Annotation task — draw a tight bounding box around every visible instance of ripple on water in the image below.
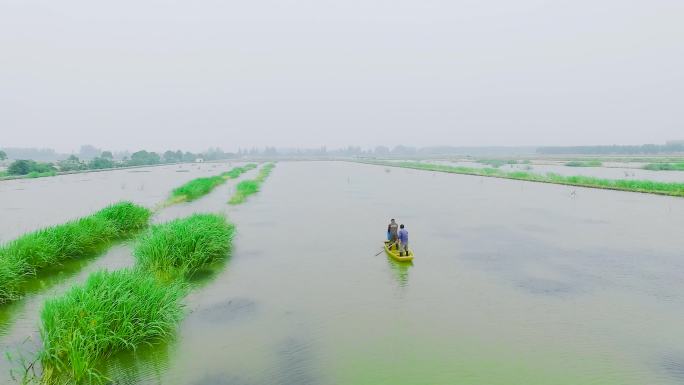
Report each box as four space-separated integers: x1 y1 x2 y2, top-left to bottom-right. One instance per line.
190 373 256 385
662 352 684 382
192 298 257 324
273 337 317 385
516 277 578 296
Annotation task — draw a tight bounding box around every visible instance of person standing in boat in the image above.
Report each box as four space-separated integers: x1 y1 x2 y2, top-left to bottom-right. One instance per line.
398 224 409 256
387 219 399 248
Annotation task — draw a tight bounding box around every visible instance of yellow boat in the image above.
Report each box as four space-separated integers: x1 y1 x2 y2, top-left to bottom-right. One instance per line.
384 240 414 262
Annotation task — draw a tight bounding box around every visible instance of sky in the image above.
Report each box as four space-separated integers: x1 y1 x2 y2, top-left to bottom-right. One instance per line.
1 0 683 153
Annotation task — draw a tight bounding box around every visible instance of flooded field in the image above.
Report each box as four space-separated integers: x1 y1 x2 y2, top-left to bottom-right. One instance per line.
0 162 242 242
425 160 684 183
2 161 684 384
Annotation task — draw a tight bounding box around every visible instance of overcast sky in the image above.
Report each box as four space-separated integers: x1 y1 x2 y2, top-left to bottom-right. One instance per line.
1 0 682 152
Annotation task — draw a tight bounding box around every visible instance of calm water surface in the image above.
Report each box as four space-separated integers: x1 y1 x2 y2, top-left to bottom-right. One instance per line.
2 161 684 384
425 159 684 183
0 162 240 242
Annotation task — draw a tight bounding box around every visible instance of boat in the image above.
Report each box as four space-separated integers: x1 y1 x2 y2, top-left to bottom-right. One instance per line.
384 240 414 262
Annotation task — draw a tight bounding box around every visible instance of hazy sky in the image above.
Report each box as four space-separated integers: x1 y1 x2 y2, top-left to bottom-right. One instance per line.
1 0 682 152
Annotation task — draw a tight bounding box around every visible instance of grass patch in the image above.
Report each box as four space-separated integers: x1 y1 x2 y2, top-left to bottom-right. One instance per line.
221 163 257 179
367 161 684 197
228 163 275 205
39 269 184 384
168 164 258 203
255 163 275 182
476 159 519 168
0 202 150 304
170 175 225 201
643 162 684 171
134 214 234 280
565 160 602 167
38 213 235 383
27 170 58 178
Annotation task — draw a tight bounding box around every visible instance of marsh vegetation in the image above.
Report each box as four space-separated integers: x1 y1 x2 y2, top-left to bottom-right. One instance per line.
368 161 684 197
167 164 257 203
228 163 275 205
0 202 150 304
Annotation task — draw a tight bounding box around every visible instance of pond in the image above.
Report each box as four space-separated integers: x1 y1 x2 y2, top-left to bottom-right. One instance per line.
2 161 684 384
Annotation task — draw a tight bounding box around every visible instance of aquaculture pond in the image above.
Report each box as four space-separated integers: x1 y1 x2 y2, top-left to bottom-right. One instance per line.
2 161 684 384
0 162 242 242
425 159 684 183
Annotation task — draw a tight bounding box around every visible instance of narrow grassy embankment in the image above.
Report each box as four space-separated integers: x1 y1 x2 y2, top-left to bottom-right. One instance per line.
364 161 684 197
228 163 275 205
167 163 257 203
565 160 602 167
0 202 150 304
476 159 524 168
643 162 684 171
39 213 234 383
39 269 184 384
134 214 234 280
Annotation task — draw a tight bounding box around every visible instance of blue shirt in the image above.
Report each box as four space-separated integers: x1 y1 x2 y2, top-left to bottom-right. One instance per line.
398 229 408 243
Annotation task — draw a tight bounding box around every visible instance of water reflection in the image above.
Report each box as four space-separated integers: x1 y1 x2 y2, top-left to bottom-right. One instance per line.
0 242 124 334
386 256 412 288
102 337 173 385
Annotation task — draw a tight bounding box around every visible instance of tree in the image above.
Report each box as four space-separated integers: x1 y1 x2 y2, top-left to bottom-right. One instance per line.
128 150 161 166
89 157 114 169
374 146 390 156
101 151 113 160
163 150 181 163
7 160 56 175
58 155 85 172
79 145 101 160
0 150 6 161
8 160 31 175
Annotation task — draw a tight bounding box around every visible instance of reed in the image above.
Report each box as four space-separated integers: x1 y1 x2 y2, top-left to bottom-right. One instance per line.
228 163 275 205
39 269 184 383
565 160 602 167
476 159 518 168
229 180 260 205
134 214 234 280
170 175 225 201
364 161 684 197
643 162 684 171
255 163 275 182
168 164 259 203
0 202 150 304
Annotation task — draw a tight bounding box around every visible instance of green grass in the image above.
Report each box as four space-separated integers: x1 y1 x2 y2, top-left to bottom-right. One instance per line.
565 160 602 167
221 163 257 179
170 175 225 201
367 161 684 197
38 213 235 383
255 163 275 182
643 162 684 171
134 214 234 280
39 269 184 384
229 180 260 204
27 170 58 178
228 163 275 205
0 202 150 304
168 164 259 203
476 159 518 168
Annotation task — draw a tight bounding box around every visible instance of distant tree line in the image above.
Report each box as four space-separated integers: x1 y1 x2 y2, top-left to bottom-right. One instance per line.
2 148 237 177
537 143 684 155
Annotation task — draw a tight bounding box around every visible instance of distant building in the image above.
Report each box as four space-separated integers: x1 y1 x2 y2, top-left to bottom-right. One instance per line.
666 140 684 145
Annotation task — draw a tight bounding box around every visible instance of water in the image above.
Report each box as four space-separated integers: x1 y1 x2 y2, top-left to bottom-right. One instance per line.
2 161 684 384
424 159 684 183
0 162 243 242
